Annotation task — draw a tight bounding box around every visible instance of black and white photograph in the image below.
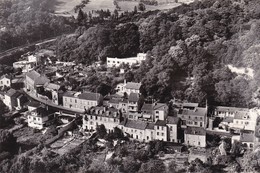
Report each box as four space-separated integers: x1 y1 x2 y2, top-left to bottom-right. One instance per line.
0 0 260 172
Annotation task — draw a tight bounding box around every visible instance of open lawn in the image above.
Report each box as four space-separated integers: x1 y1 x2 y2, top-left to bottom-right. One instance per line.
118 1 181 12
52 0 186 17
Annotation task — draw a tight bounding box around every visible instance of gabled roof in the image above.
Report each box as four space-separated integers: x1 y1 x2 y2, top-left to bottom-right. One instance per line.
78 92 102 101
30 107 54 117
0 74 12 80
125 82 141 90
26 70 40 81
122 119 147 130
128 93 139 102
35 76 50 86
5 89 21 98
183 102 199 108
155 120 167 126
179 107 207 117
146 123 155 130
185 127 206 136
167 116 180 124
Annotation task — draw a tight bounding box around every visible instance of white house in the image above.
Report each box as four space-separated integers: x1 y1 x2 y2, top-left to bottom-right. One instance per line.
0 75 12 88
184 127 206 147
167 116 181 143
116 81 142 96
107 53 146 68
27 107 54 129
154 120 168 141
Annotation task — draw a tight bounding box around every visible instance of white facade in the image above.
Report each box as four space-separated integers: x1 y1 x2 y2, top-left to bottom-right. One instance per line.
107 53 146 68
167 124 178 143
0 76 11 88
28 113 49 129
154 124 168 141
3 95 12 110
185 134 206 147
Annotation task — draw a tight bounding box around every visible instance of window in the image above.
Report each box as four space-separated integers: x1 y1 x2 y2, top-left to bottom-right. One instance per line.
90 116 92 119
161 133 164 136
157 126 159 130
75 99 77 103
172 139 175 142
170 126 173 131
65 98 67 101
250 144 253 148
161 126 164 130
157 132 159 135
198 142 200 146
195 117 197 119
34 117 36 121
200 122 203 127
147 136 149 140
90 121 93 125
245 121 249 125
108 60 110 63
113 61 115 63
155 111 159 114
200 117 203 120
194 122 198 125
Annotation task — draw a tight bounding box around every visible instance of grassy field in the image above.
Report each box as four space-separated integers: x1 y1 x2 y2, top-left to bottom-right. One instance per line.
53 0 191 17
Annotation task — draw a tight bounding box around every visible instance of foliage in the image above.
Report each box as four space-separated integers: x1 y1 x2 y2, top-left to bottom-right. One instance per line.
96 124 107 138
0 130 17 154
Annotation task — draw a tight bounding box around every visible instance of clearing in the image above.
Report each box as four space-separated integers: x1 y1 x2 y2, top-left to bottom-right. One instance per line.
227 64 254 78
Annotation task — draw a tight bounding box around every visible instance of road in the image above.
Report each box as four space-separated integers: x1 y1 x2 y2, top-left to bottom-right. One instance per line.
23 89 85 114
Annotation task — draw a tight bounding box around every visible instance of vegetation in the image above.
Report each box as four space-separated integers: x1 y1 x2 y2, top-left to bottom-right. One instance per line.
0 0 75 52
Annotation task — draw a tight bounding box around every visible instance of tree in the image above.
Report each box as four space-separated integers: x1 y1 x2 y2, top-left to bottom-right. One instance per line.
0 130 17 153
134 6 138 14
138 3 146 12
77 8 85 25
96 124 107 138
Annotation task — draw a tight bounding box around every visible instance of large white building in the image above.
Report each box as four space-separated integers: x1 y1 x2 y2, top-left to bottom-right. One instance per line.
107 53 146 68
116 81 142 96
27 107 54 129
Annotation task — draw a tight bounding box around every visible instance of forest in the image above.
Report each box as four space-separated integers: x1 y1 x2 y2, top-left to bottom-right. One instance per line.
55 0 260 108
0 0 75 52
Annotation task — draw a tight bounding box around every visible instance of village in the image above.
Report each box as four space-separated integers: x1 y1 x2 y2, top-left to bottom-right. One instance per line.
0 42 260 167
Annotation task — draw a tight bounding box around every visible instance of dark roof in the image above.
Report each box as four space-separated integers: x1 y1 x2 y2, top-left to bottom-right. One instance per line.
146 123 155 130
0 74 12 80
78 92 102 101
28 101 42 108
44 83 61 91
5 89 21 98
63 91 77 97
30 107 54 117
185 127 206 136
128 93 139 102
167 116 180 124
125 82 141 90
88 106 120 118
123 119 147 130
26 70 40 80
183 102 199 108
155 120 167 126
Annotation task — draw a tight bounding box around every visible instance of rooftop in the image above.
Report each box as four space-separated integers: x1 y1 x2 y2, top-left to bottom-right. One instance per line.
185 127 206 136
29 107 54 117
28 101 42 108
88 106 120 118
125 82 141 90
26 70 40 81
167 116 180 124
44 83 61 91
122 119 147 130
78 92 102 101
178 107 207 117
141 103 168 112
155 120 167 126
240 133 254 143
5 89 21 98
35 76 50 86
0 74 12 80
128 93 139 102
215 106 249 113
234 111 250 120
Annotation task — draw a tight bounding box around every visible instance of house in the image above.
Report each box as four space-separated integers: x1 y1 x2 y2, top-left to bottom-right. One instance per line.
63 92 103 111
184 127 206 147
177 107 207 128
116 81 142 96
27 107 54 129
141 102 168 122
172 101 199 111
232 133 254 149
167 116 182 143
106 53 146 68
119 119 148 142
214 106 249 118
0 75 12 88
3 89 27 111
44 83 62 105
154 120 168 141
231 109 258 131
83 106 121 132
128 93 140 112
25 70 50 95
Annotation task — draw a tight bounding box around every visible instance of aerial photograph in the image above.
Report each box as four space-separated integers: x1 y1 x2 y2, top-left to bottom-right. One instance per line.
0 0 260 172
